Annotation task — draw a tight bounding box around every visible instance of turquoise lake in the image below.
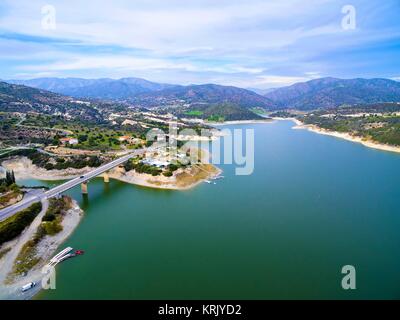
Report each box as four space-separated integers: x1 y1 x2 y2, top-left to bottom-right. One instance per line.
22 120 400 299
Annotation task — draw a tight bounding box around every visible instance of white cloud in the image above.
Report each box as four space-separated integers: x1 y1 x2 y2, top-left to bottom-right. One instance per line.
1 0 399 85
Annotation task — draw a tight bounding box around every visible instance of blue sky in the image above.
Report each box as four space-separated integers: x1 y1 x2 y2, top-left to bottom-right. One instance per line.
0 0 399 88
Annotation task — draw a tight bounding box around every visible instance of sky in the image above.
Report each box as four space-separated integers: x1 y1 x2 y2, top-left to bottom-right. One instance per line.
0 0 399 89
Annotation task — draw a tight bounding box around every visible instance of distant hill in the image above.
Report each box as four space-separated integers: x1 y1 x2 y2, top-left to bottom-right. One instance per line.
175 103 265 121
4 78 277 121
0 81 102 122
7 77 177 101
8 78 275 108
131 83 276 120
133 83 276 109
247 87 277 95
264 77 400 110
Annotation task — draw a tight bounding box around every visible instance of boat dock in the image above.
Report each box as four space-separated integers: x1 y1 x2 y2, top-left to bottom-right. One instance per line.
46 247 84 268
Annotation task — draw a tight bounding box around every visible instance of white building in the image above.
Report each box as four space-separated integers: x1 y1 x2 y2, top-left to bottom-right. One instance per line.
60 137 79 145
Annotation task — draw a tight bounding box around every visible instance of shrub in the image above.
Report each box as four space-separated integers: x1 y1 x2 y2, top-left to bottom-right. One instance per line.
42 212 56 222
0 202 42 246
163 171 173 177
42 221 63 236
168 164 178 172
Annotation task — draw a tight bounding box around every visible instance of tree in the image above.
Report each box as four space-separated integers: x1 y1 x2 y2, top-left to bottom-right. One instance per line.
5 170 15 186
123 160 134 172
163 171 173 177
11 170 15 184
78 134 88 143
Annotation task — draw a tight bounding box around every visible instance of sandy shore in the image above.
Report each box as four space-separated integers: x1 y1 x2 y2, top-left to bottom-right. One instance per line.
1 156 222 190
289 118 400 154
1 157 93 181
107 165 222 191
0 199 83 300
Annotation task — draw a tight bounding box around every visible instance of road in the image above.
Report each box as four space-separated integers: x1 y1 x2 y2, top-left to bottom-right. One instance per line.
0 189 46 222
0 149 145 221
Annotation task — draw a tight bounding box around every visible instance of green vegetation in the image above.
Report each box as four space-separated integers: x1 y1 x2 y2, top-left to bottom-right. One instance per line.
20 114 144 151
132 162 162 176
40 197 71 235
0 202 42 246
269 111 298 118
301 103 400 146
8 197 71 278
11 238 42 277
250 107 269 115
0 169 17 193
162 164 179 177
0 170 23 208
207 115 225 122
184 110 204 116
0 113 63 146
124 159 183 177
0 81 102 122
176 103 264 122
6 149 105 170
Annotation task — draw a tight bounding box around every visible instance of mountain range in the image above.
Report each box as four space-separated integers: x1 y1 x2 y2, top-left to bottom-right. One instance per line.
0 81 102 122
8 77 176 101
6 78 276 120
264 77 400 110
131 83 276 109
3 77 400 121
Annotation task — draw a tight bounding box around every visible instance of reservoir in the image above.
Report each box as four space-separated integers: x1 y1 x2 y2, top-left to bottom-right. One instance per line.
24 120 400 299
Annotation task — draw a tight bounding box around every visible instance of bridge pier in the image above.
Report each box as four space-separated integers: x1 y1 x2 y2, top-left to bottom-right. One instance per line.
81 181 88 194
103 171 110 183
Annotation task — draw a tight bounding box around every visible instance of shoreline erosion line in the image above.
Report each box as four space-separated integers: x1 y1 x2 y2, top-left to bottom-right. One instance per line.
275 117 400 154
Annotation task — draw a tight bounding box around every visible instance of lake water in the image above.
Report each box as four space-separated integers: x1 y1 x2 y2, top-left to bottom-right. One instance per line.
23 120 400 299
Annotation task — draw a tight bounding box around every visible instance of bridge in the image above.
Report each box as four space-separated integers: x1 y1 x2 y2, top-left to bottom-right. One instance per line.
0 149 145 221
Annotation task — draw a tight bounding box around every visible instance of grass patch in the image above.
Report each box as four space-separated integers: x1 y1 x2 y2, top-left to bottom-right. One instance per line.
207 115 225 122
10 239 42 278
185 110 204 116
250 107 268 115
41 197 72 235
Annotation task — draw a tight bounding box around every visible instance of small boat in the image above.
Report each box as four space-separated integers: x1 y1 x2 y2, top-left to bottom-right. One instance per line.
75 250 85 255
204 180 212 184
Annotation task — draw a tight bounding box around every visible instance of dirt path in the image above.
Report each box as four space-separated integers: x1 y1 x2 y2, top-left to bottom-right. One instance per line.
0 199 49 282
0 199 48 297
0 199 83 300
